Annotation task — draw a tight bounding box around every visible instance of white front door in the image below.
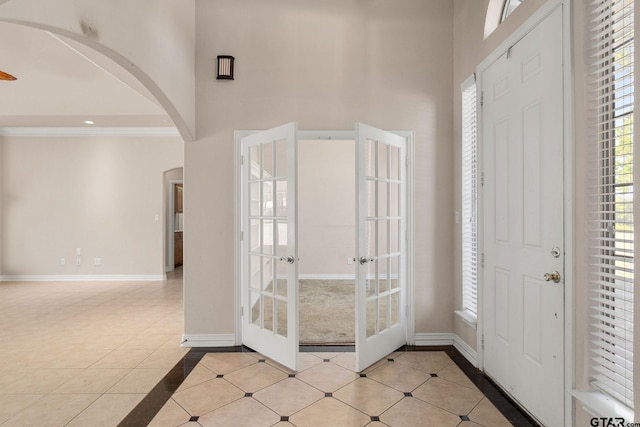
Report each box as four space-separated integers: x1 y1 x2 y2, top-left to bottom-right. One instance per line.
481 7 564 426
241 122 299 371
355 123 407 372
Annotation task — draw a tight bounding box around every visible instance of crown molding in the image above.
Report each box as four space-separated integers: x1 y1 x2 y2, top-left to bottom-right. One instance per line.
0 127 180 137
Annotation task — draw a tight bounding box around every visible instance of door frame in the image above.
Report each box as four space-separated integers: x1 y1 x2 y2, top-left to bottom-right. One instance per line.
167 179 184 272
475 1 573 425
233 129 415 349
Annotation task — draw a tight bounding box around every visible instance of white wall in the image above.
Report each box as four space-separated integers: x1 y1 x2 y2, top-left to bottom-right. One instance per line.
298 140 355 277
0 135 183 278
185 0 454 338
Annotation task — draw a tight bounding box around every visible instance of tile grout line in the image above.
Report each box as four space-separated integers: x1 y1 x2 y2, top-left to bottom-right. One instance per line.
119 345 540 427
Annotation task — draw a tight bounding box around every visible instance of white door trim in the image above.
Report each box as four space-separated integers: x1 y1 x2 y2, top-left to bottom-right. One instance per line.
234 129 415 348
475 1 573 425
167 179 184 273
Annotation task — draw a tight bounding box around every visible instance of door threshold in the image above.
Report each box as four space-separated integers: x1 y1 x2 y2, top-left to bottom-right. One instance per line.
300 345 355 352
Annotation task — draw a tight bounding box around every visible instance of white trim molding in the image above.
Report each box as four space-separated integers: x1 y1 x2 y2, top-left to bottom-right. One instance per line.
181 334 237 348
0 274 166 282
414 332 456 346
571 391 634 422
413 333 478 367
0 127 180 137
453 335 479 368
298 274 356 280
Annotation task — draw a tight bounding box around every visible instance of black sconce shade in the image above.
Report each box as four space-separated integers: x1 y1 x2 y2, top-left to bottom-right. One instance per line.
217 55 235 80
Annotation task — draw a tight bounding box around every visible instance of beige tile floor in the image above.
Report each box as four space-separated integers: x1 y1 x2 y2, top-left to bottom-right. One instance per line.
150 350 513 427
0 270 515 427
0 270 186 426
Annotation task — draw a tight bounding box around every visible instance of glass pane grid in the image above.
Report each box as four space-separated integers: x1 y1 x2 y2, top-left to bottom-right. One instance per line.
245 134 291 340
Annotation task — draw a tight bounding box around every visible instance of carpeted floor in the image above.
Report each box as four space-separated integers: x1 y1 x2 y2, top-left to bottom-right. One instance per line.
299 279 355 344
253 279 356 344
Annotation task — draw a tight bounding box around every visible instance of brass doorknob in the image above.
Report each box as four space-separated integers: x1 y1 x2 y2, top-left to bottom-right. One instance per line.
544 271 561 283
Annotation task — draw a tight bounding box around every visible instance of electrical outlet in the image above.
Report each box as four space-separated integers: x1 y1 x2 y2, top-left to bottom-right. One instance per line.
347 258 354 265
76 257 81 265
94 258 102 266
76 247 82 256
60 258 66 266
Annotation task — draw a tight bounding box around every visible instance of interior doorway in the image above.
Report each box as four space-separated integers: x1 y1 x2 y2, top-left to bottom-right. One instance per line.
298 139 356 344
236 123 412 371
165 167 184 273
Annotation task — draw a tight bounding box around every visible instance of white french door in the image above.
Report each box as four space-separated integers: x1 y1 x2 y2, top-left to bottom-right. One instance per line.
481 7 564 426
241 122 299 371
240 123 408 372
355 123 407 372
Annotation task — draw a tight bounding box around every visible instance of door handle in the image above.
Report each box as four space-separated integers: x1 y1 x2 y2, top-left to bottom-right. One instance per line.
279 256 295 264
543 271 561 283
359 257 374 265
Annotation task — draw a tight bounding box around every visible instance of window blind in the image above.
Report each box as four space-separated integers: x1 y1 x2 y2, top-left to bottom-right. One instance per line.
461 75 478 316
588 0 634 408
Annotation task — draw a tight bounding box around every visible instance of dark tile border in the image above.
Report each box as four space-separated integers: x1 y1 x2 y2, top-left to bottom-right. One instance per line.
117 346 250 427
119 344 541 427
403 345 543 427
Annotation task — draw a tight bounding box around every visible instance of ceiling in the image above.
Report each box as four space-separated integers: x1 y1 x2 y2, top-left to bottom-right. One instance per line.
0 22 174 128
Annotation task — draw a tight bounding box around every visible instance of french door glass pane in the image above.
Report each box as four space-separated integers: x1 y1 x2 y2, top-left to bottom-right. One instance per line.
379 294 388 331
250 145 261 177
276 278 287 298
379 257 389 293
389 146 400 181
275 180 288 217
249 219 260 252
390 291 400 325
378 220 389 256
390 256 400 290
251 291 261 325
262 220 273 255
249 255 261 290
275 139 287 177
366 180 376 217
263 141 274 177
262 182 273 216
263 295 274 332
378 143 388 179
390 219 400 254
378 182 388 217
366 258 377 298
366 139 376 177
390 183 399 218
276 299 288 337
366 298 377 338
250 183 261 217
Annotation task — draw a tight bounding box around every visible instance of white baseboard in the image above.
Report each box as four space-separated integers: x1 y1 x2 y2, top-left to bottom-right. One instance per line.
453 335 478 367
414 332 455 346
413 333 478 367
0 274 166 282
298 274 356 280
181 334 237 348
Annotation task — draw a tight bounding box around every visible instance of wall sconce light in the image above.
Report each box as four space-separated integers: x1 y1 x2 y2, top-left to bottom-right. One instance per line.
217 55 235 80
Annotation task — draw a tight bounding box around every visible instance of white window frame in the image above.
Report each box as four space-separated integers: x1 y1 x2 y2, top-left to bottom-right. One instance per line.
501 0 524 22
581 0 635 414
456 74 478 329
